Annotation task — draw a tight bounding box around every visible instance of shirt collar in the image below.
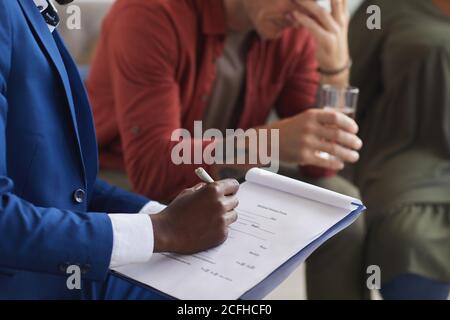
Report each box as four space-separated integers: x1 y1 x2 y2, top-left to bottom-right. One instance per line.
33 0 60 33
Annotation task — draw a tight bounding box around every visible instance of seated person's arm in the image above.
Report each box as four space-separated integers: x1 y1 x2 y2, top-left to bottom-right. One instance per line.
266 1 362 175
90 7 215 201
97 2 361 201
213 2 361 180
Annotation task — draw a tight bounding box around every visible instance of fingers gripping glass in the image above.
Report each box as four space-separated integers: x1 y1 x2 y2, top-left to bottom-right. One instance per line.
316 85 359 161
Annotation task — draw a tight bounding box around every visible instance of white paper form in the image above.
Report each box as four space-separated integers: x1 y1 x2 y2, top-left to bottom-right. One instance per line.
114 168 362 300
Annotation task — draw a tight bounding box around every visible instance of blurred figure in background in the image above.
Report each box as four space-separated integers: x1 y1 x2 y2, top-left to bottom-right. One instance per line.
349 0 450 299
88 0 366 299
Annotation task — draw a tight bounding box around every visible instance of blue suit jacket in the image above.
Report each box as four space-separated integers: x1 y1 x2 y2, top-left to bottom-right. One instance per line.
0 0 150 299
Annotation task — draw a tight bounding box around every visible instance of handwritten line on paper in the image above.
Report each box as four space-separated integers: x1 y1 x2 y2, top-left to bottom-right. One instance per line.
229 226 268 241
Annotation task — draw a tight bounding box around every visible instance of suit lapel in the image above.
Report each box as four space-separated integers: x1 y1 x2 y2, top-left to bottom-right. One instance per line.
54 32 96 188
17 0 87 183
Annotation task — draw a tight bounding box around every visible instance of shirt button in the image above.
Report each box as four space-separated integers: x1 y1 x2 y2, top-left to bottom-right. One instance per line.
73 189 85 204
131 126 141 136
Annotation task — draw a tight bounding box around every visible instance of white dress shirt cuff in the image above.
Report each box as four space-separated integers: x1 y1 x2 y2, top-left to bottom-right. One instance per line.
108 213 154 269
139 201 167 215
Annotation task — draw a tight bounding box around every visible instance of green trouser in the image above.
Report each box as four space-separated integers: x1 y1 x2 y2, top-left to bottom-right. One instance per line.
305 180 366 299
284 168 367 300
366 203 450 286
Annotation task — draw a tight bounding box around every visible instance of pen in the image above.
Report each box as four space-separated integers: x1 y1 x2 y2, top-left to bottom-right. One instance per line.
195 167 215 184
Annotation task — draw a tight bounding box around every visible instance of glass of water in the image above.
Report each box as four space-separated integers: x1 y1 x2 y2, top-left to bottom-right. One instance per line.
317 85 360 160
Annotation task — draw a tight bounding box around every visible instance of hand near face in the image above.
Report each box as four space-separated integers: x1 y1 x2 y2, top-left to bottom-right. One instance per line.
288 0 350 72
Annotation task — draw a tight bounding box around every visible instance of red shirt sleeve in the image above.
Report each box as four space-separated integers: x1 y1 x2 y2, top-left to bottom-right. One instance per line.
104 5 213 201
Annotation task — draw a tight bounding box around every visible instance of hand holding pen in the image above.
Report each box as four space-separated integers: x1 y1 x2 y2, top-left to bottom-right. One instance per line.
149 168 239 255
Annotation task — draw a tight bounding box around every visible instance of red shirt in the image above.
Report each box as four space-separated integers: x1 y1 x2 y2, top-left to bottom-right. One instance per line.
88 0 322 201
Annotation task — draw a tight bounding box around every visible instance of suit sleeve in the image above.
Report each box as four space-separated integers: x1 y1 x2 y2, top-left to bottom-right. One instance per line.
0 4 112 281
89 179 150 214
